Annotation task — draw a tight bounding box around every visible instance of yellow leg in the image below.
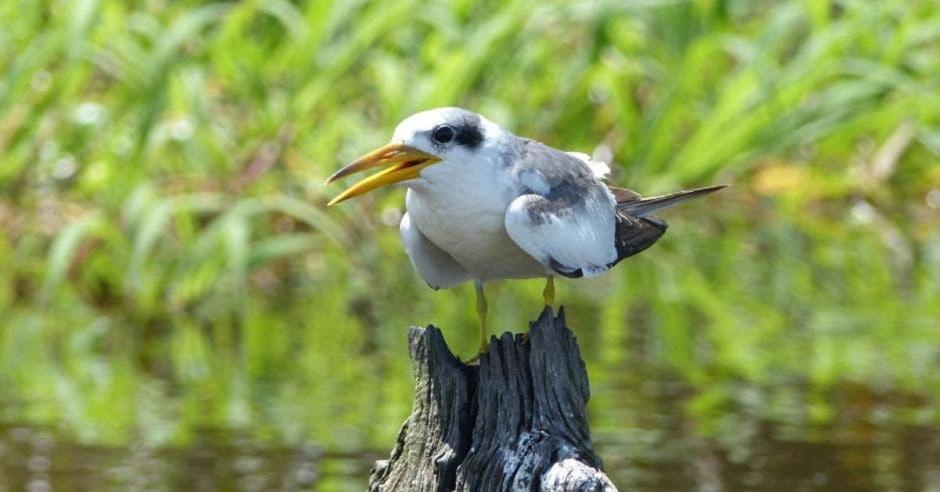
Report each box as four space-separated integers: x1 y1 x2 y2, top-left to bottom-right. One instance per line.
543 275 555 307
475 281 488 354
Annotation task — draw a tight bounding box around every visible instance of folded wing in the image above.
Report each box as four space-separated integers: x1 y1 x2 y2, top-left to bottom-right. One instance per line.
502 139 724 278
503 140 620 278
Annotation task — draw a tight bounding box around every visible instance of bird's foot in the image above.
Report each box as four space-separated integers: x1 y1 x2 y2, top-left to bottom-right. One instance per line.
464 344 487 365
542 276 555 307
471 281 488 364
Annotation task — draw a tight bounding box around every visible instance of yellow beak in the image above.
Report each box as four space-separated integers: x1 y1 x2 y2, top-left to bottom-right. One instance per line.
325 143 441 206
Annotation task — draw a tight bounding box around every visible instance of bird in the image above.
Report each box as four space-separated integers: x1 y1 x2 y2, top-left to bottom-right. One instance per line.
326 107 726 358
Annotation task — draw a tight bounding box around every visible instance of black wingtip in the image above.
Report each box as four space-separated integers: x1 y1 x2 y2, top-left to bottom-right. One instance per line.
690 183 730 194
616 183 729 216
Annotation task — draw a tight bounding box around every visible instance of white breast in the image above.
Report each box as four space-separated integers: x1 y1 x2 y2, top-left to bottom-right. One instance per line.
404 160 547 281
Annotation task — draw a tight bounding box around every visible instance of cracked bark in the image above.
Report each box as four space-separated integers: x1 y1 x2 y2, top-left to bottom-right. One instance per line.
369 307 616 491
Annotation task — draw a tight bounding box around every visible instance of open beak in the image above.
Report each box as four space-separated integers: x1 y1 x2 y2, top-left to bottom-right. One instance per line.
325 143 441 206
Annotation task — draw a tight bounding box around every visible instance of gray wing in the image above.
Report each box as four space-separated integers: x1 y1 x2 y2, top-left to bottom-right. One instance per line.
400 212 471 289
503 140 619 278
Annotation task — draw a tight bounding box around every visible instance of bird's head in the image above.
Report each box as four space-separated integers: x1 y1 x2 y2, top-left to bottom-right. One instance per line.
325 107 498 205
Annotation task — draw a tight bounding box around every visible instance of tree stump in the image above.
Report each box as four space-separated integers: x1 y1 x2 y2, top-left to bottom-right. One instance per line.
369 307 616 491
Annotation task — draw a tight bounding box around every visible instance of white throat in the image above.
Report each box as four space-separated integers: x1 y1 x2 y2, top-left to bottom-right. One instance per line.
403 138 545 280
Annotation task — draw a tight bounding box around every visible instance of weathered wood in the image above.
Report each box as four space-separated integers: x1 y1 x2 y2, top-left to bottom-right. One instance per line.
370 307 616 491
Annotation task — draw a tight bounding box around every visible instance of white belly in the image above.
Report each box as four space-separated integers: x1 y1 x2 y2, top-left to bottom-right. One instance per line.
405 188 547 281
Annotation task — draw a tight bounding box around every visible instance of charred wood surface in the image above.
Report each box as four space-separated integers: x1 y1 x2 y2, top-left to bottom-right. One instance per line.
369 307 616 491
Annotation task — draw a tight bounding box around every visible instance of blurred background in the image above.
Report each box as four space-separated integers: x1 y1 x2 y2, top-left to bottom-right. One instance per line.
1 0 939 490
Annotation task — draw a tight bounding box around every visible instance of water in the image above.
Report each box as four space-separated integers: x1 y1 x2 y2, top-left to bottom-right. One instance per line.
3 364 939 491
0 424 371 491
590 372 940 491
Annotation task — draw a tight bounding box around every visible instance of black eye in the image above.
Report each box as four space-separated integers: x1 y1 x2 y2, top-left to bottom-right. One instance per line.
432 125 455 144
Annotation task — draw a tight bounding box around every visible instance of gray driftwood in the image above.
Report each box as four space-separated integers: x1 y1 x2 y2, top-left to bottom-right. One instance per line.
369 307 616 491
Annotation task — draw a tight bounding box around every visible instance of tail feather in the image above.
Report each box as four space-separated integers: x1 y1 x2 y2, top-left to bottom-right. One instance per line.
615 184 728 217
